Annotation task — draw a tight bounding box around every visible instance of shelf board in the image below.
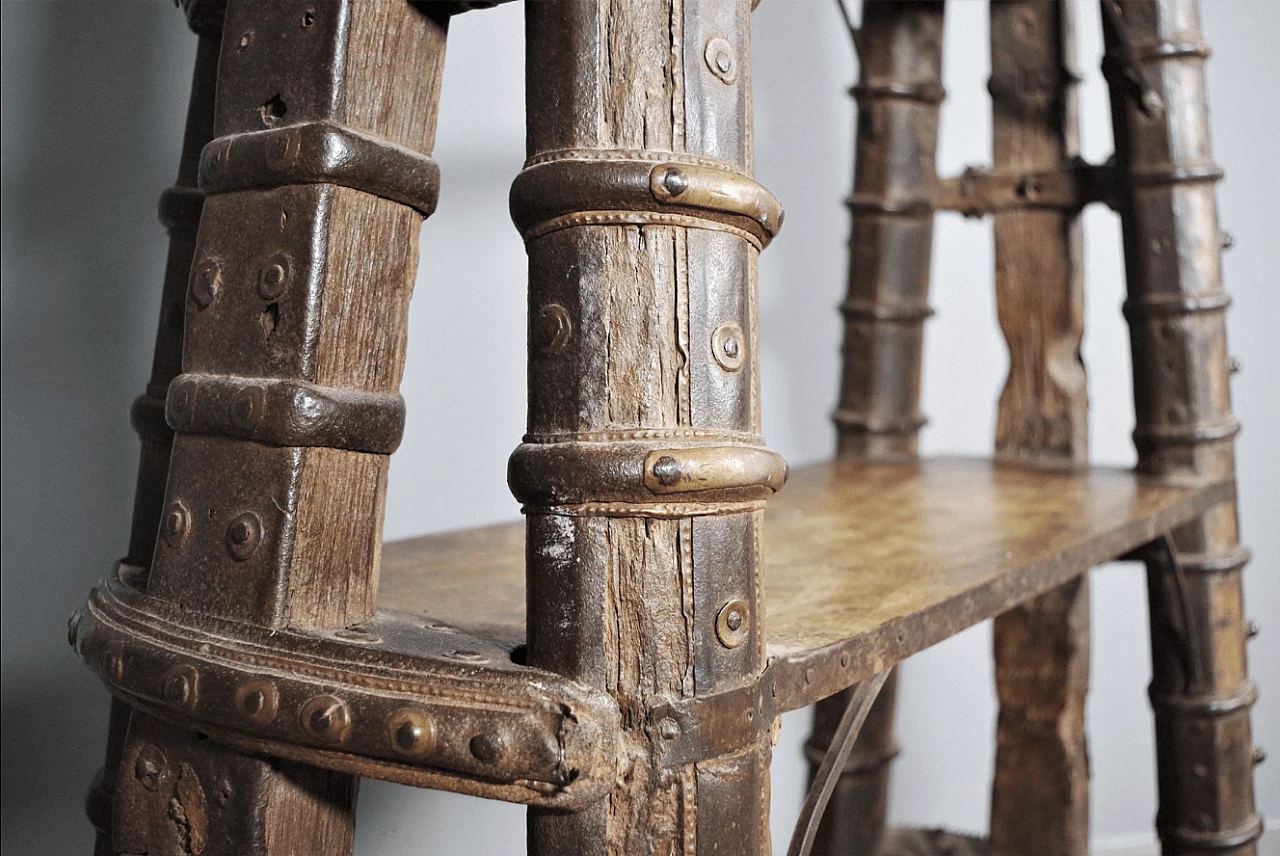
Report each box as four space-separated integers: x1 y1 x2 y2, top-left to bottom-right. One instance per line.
378 455 1226 710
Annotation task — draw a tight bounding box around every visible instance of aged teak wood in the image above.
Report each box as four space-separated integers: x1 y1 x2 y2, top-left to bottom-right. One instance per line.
72 0 1260 853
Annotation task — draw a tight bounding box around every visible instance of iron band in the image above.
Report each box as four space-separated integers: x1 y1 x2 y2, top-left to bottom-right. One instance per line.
510 156 783 248
130 393 174 445
1176 545 1253 576
166 373 406 454
849 81 946 105
845 194 933 216
71 573 617 809
1130 162 1225 188
1137 38 1212 63
840 299 935 323
832 410 929 436
1122 290 1232 318
508 441 788 508
1133 414 1242 445
157 185 204 233
199 121 441 216
1159 815 1263 851
1149 680 1259 717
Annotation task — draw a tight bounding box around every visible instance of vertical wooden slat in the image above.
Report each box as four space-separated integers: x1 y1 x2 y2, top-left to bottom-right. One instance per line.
518 1 779 853
106 3 450 852
987 3 1092 855
1102 1 1261 852
814 2 945 852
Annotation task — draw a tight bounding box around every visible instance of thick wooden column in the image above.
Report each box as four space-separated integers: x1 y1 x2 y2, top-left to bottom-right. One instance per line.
107 3 450 853
514 1 783 853
85 25 221 856
1102 1 1261 852
987 3 1091 855
813 3 945 853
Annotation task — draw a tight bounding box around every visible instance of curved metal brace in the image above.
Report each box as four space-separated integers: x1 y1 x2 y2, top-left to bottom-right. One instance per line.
70 567 619 810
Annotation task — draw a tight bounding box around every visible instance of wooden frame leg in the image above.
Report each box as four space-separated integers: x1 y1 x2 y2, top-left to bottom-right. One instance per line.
85 27 221 854
1102 1 1261 851
988 3 1091 854
817 2 945 851
515 0 781 852
103 2 450 852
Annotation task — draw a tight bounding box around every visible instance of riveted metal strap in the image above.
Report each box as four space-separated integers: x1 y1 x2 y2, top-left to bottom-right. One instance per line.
648 678 775 768
1149 680 1259 717
934 160 1120 217
508 441 787 508
167 373 406 454
199 121 441 216
70 570 618 809
509 154 783 248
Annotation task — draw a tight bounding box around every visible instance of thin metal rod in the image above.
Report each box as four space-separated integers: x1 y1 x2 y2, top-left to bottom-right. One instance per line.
787 669 892 856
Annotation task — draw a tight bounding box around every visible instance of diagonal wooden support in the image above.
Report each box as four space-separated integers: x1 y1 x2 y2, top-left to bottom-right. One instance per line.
988 2 1091 854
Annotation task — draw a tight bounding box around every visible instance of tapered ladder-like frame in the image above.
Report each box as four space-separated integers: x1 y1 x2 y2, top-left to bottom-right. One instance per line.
74 1 1259 854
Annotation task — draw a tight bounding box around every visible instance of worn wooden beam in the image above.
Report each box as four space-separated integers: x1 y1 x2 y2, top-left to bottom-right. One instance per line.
104 2 450 852
516 1 782 852
988 3 1091 855
1102 0 1261 851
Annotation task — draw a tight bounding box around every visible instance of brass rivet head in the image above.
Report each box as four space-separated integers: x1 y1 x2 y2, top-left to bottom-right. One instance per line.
133 746 167 792
534 304 573 355
257 252 293 299
103 641 125 682
163 665 199 710
704 36 737 84
235 679 279 725
469 734 503 764
301 696 351 743
716 599 750 649
388 709 436 757
661 167 689 197
711 322 746 372
231 386 266 430
190 260 222 309
162 500 192 548
226 512 263 561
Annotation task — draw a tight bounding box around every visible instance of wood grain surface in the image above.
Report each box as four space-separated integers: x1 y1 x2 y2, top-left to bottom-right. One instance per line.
379 456 1219 709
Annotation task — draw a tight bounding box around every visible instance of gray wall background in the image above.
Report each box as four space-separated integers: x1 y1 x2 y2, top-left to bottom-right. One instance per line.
2 1 1275 853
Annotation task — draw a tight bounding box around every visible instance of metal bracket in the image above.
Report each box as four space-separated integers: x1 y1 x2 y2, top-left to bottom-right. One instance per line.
935 159 1120 217
70 566 619 810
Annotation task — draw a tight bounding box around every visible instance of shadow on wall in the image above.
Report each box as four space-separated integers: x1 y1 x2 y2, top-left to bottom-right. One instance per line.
1 4 194 853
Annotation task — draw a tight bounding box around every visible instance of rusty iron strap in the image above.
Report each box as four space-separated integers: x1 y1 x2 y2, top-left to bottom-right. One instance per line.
787 669 891 856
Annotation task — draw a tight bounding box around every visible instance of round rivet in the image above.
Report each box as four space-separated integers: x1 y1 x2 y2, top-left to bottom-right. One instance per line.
388 709 436 757
711 322 746 372
661 167 689 197
162 501 192 549
257 252 293 299
103 642 125 682
658 717 681 741
190 260 222 308
169 380 197 420
1229 357 1244 376
469 734 504 764
535 304 573 355
1254 746 1268 765
445 649 489 663
231 386 266 430
1192 763 1208 779
1247 619 1260 639
226 512 263 561
1221 231 1235 251
716 599 750 649
163 665 199 710
704 36 737 84
301 696 351 743
235 679 279 725
651 455 683 487
134 746 167 792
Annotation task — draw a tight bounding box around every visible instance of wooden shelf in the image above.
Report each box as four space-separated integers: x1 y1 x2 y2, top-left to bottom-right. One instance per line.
378 456 1226 711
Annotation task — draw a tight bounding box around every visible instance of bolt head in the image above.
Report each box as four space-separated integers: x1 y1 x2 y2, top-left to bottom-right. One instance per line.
225 512 263 561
